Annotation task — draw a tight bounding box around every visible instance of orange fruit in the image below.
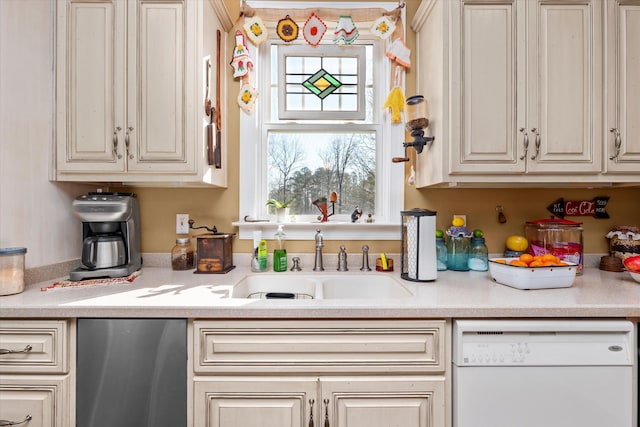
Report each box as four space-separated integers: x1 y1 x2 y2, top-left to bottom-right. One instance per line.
519 254 534 265
494 259 507 264
541 253 560 264
509 260 528 267
529 260 545 267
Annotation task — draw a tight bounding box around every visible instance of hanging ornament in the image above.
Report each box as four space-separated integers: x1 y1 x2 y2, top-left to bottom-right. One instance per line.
238 81 259 114
386 38 411 68
230 31 254 78
334 16 359 45
277 14 299 43
371 15 396 40
243 16 268 45
303 12 327 47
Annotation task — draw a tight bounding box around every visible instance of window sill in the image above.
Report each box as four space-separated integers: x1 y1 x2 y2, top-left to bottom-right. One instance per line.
232 220 400 241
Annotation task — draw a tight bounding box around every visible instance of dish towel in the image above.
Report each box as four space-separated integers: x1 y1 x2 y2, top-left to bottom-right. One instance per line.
41 270 141 292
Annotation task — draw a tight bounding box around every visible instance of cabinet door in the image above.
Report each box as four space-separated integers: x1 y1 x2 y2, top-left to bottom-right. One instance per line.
0 375 70 427
56 0 126 172
526 0 603 173
126 0 196 173
451 0 526 174
194 377 317 427
321 377 445 427
606 0 640 172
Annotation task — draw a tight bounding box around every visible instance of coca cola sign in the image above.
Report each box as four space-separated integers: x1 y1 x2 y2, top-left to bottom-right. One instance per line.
547 197 609 219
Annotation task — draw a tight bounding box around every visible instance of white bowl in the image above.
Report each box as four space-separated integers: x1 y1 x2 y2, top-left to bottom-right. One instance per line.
629 271 640 283
488 258 578 290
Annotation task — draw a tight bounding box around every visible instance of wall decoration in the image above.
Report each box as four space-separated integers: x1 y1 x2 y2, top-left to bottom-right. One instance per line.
546 197 610 219
371 15 395 39
383 85 405 123
237 82 259 114
303 12 327 47
386 37 411 68
230 31 253 78
243 16 268 45
334 16 359 45
277 14 299 42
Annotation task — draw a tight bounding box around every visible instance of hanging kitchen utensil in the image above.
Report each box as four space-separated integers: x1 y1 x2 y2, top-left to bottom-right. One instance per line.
204 59 212 117
207 107 215 166
214 29 222 169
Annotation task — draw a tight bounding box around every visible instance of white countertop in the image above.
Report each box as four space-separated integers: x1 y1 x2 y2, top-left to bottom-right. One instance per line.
2 261 639 319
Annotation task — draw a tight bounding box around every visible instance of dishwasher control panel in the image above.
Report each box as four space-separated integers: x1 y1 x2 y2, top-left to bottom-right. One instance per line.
453 320 634 366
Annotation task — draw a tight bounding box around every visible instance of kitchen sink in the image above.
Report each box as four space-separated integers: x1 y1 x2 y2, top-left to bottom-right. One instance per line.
230 273 413 299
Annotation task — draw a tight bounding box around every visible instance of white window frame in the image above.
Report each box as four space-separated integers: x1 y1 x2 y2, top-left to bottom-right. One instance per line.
236 1 405 240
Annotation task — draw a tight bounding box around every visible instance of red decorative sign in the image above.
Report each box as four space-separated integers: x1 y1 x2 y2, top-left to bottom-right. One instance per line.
546 197 609 219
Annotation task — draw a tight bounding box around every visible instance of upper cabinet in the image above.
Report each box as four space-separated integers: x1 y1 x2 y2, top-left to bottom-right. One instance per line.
55 0 230 187
412 0 639 187
605 0 640 173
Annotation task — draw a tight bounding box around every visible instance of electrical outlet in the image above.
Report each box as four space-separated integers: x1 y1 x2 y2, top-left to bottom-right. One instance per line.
176 214 189 234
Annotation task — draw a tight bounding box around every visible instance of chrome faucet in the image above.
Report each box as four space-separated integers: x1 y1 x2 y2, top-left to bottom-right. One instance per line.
360 245 372 271
313 229 324 271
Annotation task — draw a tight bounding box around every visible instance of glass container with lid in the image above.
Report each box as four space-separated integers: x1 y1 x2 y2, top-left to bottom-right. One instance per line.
525 218 583 274
0 247 27 295
171 238 195 271
405 95 429 131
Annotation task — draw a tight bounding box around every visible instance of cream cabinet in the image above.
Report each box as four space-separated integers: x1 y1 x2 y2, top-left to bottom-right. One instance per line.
0 320 73 427
412 0 639 187
192 320 449 427
55 0 230 187
605 0 640 173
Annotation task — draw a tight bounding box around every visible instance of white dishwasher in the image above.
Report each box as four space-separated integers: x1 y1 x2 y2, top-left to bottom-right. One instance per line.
453 320 636 427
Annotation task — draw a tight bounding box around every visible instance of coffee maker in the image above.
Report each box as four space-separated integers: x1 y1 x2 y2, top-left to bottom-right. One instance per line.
70 192 142 281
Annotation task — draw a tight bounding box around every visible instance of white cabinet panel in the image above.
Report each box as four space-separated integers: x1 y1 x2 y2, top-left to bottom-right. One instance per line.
0 376 70 427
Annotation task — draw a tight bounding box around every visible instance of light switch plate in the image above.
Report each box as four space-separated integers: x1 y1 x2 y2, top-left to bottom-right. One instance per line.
176 214 189 234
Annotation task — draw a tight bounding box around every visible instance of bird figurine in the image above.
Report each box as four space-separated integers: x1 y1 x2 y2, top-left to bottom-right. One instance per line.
351 206 363 223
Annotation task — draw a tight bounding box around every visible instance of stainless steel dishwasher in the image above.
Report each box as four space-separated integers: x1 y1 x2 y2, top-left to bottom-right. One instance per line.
77 318 187 427
453 319 635 427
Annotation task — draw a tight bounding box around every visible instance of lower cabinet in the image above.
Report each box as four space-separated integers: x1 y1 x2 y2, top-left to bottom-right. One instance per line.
194 376 444 427
0 376 70 427
0 320 73 427
192 319 449 427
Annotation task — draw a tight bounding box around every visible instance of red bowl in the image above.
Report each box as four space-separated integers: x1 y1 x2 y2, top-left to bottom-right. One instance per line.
623 255 640 273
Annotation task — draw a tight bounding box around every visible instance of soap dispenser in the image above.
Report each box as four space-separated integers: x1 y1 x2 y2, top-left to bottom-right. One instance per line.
273 225 288 272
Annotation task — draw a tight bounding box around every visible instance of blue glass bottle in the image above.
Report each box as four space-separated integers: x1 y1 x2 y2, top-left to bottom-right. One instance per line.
468 237 489 271
436 237 447 271
447 235 470 271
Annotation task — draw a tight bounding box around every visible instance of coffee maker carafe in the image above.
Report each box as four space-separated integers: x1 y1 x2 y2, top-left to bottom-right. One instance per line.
70 192 142 281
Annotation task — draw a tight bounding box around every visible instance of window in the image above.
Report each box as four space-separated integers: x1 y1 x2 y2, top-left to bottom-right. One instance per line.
238 2 405 240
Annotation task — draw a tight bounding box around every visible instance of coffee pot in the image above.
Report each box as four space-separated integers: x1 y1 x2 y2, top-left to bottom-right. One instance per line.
70 192 142 281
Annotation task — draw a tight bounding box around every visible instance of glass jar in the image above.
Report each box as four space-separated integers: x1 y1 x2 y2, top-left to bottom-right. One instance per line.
468 237 489 271
447 235 470 271
404 95 430 131
436 237 447 271
0 247 26 296
171 238 195 270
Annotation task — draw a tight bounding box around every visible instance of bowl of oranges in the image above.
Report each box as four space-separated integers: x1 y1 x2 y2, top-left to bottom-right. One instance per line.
488 253 578 290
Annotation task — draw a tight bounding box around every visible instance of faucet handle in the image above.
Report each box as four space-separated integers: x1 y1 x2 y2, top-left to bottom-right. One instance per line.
290 257 302 272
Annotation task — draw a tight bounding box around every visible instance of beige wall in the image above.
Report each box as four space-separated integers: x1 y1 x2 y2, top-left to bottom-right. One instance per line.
122 0 640 256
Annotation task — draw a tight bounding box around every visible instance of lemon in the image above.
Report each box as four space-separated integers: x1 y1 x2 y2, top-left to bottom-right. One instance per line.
506 235 528 252
452 217 465 227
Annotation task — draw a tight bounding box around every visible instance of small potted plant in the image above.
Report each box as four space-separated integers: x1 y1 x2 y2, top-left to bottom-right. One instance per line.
266 198 294 223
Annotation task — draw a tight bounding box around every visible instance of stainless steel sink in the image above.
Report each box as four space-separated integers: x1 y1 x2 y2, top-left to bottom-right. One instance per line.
230 273 413 299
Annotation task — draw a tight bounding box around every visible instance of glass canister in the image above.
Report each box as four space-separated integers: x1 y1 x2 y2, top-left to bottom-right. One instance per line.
0 247 27 296
405 95 430 131
436 237 447 271
525 218 583 274
171 238 195 271
468 237 489 271
447 235 470 271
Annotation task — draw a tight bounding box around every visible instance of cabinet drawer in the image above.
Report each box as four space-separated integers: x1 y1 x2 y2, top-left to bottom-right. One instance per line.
0 375 69 427
194 320 445 374
0 320 69 374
